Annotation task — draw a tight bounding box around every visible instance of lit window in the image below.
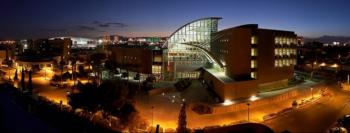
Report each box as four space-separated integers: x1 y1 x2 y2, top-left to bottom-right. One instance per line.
251 36 258 44
278 49 283 56
275 37 278 44
274 49 278 56
274 60 279 67
251 60 257 68
251 72 257 79
282 37 287 44
286 38 291 45
251 48 257 56
278 60 283 67
286 49 291 56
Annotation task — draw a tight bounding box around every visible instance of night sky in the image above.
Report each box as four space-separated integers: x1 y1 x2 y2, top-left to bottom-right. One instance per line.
1 0 350 39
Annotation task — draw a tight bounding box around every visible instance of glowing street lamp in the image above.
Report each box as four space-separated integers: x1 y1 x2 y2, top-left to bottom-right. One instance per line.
151 106 154 132
246 103 250 122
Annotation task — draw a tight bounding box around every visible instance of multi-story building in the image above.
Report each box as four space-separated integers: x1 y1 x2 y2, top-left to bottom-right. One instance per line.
107 45 163 80
106 17 297 100
163 17 221 80
207 24 297 100
162 18 297 100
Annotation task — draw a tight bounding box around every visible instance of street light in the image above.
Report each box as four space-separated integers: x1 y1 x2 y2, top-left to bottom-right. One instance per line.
246 103 250 122
151 106 154 132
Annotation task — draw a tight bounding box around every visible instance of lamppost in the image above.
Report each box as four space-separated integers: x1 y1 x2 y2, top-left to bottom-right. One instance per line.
246 103 250 122
151 106 154 131
44 67 47 80
8 68 11 80
311 87 314 99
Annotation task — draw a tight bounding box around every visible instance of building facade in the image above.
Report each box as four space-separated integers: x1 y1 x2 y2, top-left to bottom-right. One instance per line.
207 24 297 100
107 45 163 80
163 17 222 80
161 18 297 100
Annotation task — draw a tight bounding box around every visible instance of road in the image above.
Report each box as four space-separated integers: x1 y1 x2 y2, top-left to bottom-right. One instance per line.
266 84 350 132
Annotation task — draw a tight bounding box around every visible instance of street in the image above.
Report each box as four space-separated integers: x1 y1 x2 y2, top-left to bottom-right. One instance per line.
266 84 350 132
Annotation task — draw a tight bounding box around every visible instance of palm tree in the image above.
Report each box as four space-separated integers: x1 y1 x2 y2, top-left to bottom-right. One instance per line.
6 60 13 80
28 70 33 94
69 56 77 89
59 58 66 87
14 69 18 81
20 68 25 92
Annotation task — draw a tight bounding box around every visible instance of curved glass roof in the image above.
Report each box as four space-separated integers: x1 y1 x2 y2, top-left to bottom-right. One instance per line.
165 17 223 70
166 17 221 50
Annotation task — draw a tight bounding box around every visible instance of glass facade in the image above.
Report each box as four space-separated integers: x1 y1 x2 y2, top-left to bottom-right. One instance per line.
164 17 221 79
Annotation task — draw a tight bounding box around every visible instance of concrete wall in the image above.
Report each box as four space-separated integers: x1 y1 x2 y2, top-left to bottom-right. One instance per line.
202 70 257 100
206 85 321 114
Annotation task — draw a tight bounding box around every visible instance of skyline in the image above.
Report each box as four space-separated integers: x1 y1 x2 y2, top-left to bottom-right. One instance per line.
1 0 350 39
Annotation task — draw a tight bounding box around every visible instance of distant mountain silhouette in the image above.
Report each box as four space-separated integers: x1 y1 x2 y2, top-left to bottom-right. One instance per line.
304 35 350 44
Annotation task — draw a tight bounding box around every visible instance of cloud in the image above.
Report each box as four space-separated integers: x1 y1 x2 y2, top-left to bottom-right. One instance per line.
107 22 128 28
92 21 100 24
77 25 95 31
39 28 67 32
99 24 110 27
92 21 128 28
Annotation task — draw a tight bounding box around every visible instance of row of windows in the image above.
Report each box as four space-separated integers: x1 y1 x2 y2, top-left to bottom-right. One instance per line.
176 71 200 79
275 37 297 45
274 59 297 67
219 39 229 42
174 61 206 65
123 56 137 60
274 48 297 56
218 49 228 54
152 65 162 74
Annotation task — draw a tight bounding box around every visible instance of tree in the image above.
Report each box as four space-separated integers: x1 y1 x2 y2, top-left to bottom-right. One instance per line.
28 70 33 94
69 56 77 88
14 69 18 81
89 53 106 84
20 68 25 92
6 59 13 80
176 102 187 133
59 58 66 87
104 59 115 79
67 79 142 130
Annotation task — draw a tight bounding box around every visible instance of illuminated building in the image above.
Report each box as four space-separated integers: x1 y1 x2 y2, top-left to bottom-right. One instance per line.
162 18 297 100
107 45 163 80
107 17 297 100
206 24 297 100
163 17 222 80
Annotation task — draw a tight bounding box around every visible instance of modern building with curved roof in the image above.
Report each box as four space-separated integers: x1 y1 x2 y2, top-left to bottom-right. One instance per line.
163 17 222 80
161 17 298 101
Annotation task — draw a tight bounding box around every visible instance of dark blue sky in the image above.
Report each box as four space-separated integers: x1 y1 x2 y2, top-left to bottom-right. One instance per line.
1 0 350 39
